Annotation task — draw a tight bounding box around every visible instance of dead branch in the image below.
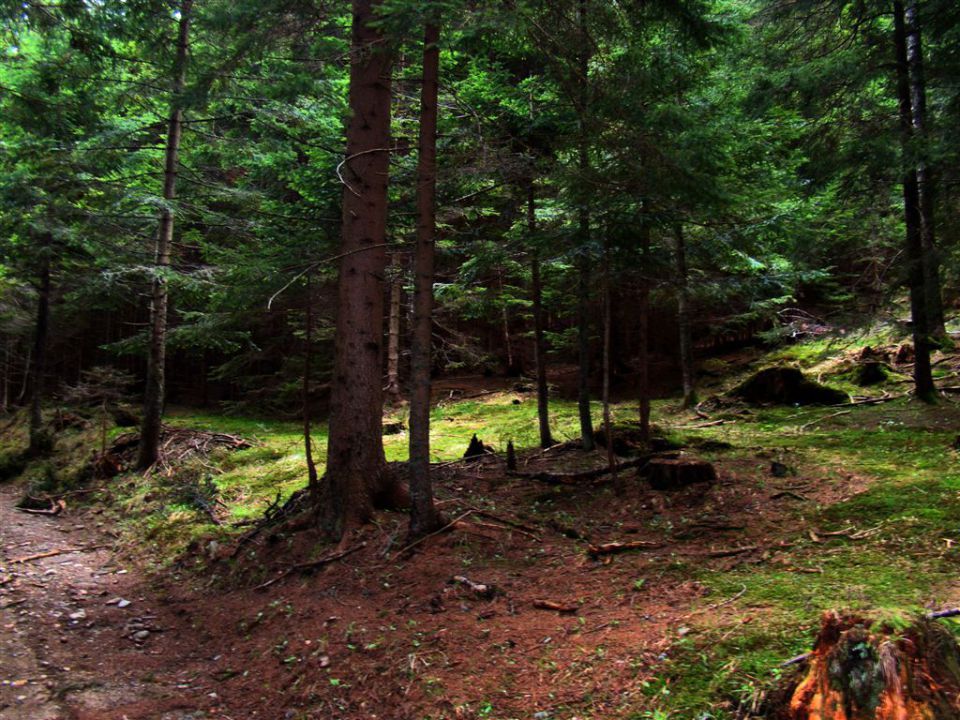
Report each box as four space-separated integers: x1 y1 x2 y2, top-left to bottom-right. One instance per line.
707 545 758 558
16 499 66 516
452 575 500 599
588 540 665 557
12 549 66 563
533 599 578 613
509 455 662 486
771 490 809 501
799 410 852 431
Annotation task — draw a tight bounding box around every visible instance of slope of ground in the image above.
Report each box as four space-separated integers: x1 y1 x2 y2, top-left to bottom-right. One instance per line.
2 339 960 719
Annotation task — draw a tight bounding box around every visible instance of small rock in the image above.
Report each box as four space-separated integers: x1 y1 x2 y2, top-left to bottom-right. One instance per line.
69 610 87 621
133 630 150 642
117 599 132 609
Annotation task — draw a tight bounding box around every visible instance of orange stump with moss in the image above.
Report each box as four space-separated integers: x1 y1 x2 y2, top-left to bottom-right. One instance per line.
771 612 960 720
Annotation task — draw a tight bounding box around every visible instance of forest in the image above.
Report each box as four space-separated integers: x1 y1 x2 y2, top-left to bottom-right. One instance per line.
2 0 960 718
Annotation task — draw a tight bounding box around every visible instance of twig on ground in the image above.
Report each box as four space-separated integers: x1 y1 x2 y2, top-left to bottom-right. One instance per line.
799 410 852 431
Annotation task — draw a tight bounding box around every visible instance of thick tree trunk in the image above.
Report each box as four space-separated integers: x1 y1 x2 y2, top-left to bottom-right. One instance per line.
529 183 554 449
674 224 697 409
321 0 396 539
385 252 402 404
576 0 594 451
638 224 651 441
905 0 945 337
408 22 443 540
27 254 50 456
894 0 935 402
137 0 192 470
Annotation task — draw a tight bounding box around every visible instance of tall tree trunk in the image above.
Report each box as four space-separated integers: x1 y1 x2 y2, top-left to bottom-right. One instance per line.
27 254 51 456
137 0 192 470
497 265 515 372
408 22 443 540
894 0 936 402
385 252 403 404
322 0 396 539
905 0 945 337
638 224 651 442
529 183 554 449
303 273 320 517
602 242 618 489
674 224 698 409
576 0 594 450
1 339 10 415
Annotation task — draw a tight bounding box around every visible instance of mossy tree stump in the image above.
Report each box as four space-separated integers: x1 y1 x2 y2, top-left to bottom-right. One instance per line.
770 611 960 720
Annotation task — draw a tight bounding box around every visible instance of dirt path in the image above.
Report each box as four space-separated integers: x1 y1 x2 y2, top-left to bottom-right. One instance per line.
0 482 226 720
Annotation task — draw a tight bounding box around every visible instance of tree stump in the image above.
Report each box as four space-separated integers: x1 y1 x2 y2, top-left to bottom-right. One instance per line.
646 458 716 491
770 611 960 720
856 361 889 387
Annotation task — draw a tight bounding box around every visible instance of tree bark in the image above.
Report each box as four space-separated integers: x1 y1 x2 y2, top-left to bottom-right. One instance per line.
303 273 320 517
638 224 652 441
137 0 192 470
321 0 396 538
894 0 935 402
27 253 50 456
408 22 443 540
601 242 618 489
385 252 402 404
497 264 515 372
576 0 594 450
529 182 554 449
905 0 945 337
674 224 697 409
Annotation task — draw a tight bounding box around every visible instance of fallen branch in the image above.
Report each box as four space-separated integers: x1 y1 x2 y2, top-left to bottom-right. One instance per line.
676 419 727 429
254 542 366 591
533 599 578 613
588 540 665 558
509 454 667 486
771 490 809 501
452 575 500 600
15 500 66 516
799 410 851 432
12 549 65 564
468 509 541 540
0 598 26 610
707 545 758 558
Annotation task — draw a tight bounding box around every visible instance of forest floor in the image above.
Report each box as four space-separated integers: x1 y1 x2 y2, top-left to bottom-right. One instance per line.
3 329 960 719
